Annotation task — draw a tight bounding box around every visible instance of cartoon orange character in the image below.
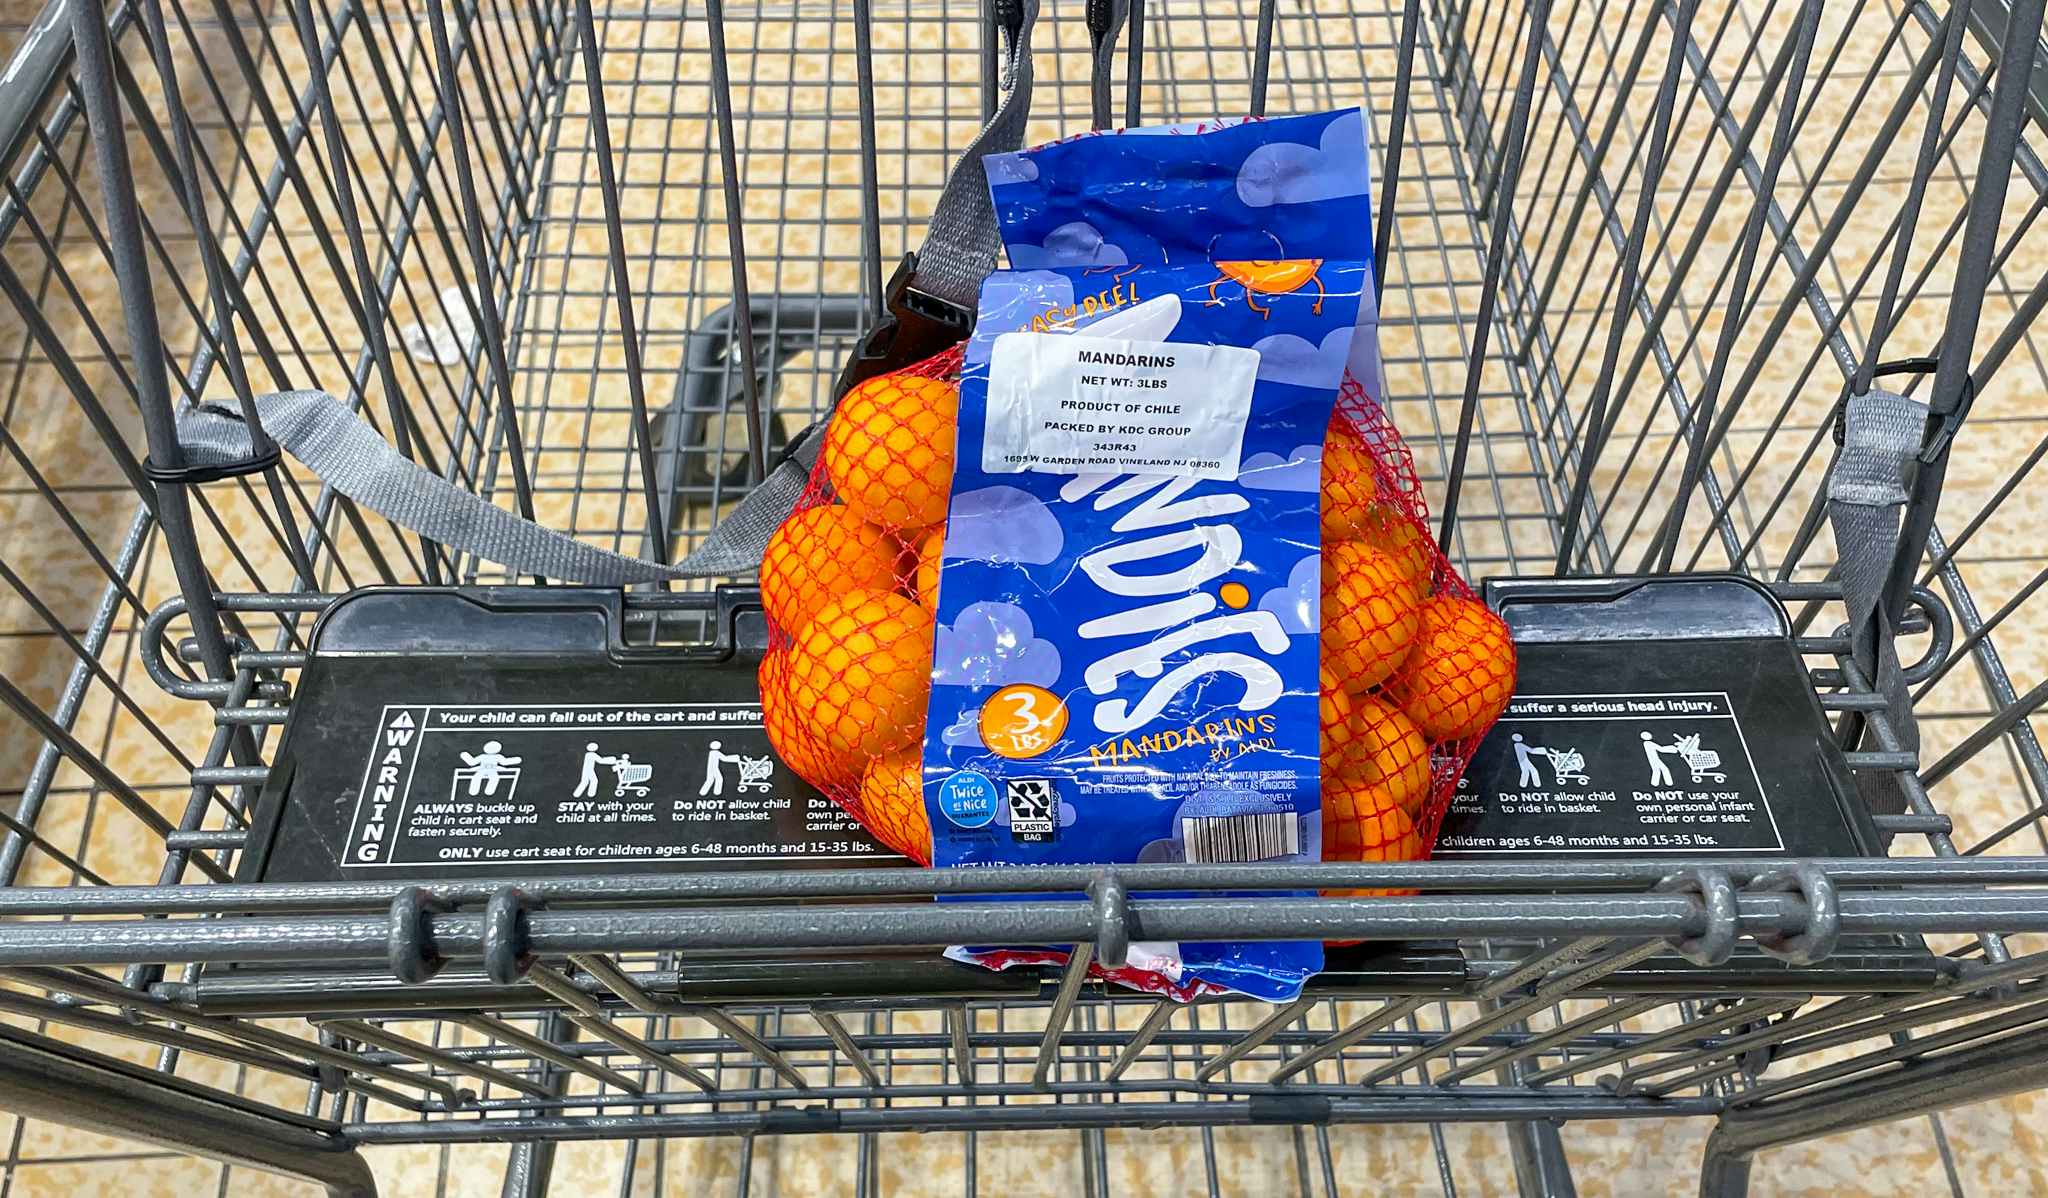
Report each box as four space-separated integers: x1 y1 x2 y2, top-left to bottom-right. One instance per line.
1205 258 1326 318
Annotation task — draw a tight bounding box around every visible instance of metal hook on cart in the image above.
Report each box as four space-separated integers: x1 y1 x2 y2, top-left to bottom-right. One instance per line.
1824 584 1953 687
1898 585 1955 685
1088 871 1131 968
388 886 450 984
483 887 538 986
140 597 239 703
140 593 327 703
1655 867 1738 967
1744 864 1840 966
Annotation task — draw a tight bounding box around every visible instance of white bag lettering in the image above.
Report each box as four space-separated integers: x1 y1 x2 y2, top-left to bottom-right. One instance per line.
1093 652 1286 734
1079 525 1243 597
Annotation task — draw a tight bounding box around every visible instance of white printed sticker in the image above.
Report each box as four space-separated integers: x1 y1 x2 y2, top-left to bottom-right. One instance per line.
983 332 1260 479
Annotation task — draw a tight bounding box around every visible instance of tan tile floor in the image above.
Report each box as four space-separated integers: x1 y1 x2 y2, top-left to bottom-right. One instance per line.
3 0 2048 1192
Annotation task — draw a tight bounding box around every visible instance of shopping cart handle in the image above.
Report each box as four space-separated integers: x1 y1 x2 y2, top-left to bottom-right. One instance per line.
833 252 975 400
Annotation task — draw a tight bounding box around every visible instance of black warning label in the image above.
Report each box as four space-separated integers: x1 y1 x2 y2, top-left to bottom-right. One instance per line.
1436 691 1786 856
344 703 893 869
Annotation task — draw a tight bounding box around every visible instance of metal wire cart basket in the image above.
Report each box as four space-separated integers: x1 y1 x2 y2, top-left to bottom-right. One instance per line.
3 0 2048 1191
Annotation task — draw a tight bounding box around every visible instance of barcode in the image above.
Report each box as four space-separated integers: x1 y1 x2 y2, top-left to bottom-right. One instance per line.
1180 812 1299 864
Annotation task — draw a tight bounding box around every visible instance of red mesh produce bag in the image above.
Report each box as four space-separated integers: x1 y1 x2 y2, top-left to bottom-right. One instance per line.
756 352 1515 872
1317 375 1517 895
757 347 965 864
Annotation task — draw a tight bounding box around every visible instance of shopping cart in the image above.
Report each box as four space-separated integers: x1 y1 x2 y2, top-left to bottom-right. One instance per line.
735 755 776 794
610 757 652 798
1546 747 1589 787
1 0 2048 1194
1674 735 1727 785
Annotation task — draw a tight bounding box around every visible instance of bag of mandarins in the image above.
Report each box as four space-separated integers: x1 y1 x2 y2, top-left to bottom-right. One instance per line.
755 346 964 865
981 108 1516 884
756 108 1516 996
754 347 1514 887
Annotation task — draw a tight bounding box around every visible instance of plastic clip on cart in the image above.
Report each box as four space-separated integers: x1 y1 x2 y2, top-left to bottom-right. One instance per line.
1 0 2047 1194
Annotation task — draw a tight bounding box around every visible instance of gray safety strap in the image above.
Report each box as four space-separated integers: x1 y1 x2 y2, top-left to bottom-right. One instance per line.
176 391 816 583
1826 387 1927 816
1087 0 1131 130
909 0 1040 309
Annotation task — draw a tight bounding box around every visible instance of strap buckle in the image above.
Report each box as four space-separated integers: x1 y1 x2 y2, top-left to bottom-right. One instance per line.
993 0 1027 57
1834 356 1976 465
1917 372 1976 466
833 252 975 399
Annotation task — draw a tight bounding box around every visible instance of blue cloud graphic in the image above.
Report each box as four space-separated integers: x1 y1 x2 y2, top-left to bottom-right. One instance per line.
1239 444 1321 493
977 272 1077 332
1235 109 1369 208
1007 221 1130 269
945 485 1064 564
1253 325 1354 388
934 601 1063 688
940 707 985 749
984 152 1038 185
1136 836 1184 864
1257 554 1320 636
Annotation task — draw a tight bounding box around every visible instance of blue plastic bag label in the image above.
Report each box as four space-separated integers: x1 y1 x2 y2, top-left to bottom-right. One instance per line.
921 263 1370 998
987 110 1374 265
986 108 1385 409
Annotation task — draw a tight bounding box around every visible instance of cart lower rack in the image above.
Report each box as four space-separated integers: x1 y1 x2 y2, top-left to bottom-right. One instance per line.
3 0 2048 1192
